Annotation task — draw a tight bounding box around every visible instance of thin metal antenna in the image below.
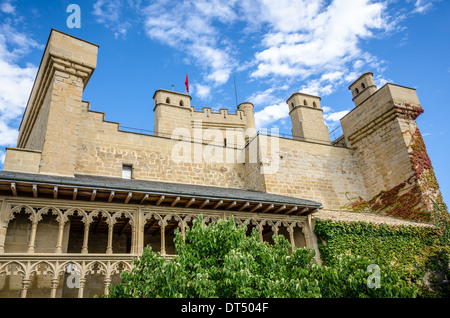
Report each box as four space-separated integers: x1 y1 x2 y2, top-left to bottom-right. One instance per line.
171 84 174 91
234 76 238 108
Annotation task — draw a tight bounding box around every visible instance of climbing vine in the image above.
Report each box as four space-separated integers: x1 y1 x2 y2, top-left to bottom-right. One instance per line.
343 177 429 222
344 126 448 223
410 127 433 179
394 103 424 121
314 213 449 297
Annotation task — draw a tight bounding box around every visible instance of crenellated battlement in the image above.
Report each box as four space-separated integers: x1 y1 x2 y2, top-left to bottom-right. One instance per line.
153 90 255 145
191 107 246 124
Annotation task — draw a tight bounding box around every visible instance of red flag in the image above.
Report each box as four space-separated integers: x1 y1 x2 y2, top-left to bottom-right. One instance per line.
185 74 189 94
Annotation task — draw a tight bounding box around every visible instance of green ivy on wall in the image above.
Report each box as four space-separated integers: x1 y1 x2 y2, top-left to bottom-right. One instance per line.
314 214 449 297
342 127 449 223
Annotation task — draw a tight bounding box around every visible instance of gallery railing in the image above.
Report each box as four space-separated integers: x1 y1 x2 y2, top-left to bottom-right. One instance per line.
0 253 139 298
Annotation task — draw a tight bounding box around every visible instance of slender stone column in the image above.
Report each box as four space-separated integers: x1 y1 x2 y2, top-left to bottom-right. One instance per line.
0 223 8 253
181 223 186 242
137 209 145 255
305 215 315 249
138 224 145 255
271 223 280 243
0 200 7 253
287 225 295 251
27 222 38 253
50 279 59 298
55 222 65 253
78 278 86 298
106 224 114 254
257 223 263 242
160 223 166 256
104 277 111 296
81 223 90 254
21 279 31 298
130 225 136 254
306 216 322 265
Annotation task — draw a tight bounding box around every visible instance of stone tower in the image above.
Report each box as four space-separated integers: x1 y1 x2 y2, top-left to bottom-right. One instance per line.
287 92 330 143
153 89 193 137
340 72 445 221
237 102 256 141
349 72 377 107
13 29 98 177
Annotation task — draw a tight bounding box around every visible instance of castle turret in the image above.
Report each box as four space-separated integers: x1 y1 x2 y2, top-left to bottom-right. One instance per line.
349 72 377 107
237 102 256 135
153 89 192 136
287 92 330 143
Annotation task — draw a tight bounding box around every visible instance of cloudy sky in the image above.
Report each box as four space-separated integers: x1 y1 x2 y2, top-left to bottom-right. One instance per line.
0 0 449 203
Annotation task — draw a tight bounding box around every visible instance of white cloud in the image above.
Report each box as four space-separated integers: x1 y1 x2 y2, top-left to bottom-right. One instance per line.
250 0 386 79
0 150 5 165
0 59 37 120
322 106 350 136
0 117 19 145
0 1 14 14
323 107 350 140
374 74 390 88
142 0 237 87
298 71 348 97
246 84 292 129
93 0 121 24
91 0 434 131
413 0 434 13
322 106 332 113
255 102 290 129
324 110 350 123
0 23 39 151
0 24 42 60
93 0 140 39
192 83 212 100
248 88 280 106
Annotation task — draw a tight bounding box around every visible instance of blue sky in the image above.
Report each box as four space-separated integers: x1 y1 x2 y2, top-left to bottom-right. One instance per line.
0 0 448 204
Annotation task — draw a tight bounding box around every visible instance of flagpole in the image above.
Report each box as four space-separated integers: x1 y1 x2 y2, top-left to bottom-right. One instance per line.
234 76 238 108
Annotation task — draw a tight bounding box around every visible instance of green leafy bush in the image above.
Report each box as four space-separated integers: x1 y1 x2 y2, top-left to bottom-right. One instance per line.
106 216 418 298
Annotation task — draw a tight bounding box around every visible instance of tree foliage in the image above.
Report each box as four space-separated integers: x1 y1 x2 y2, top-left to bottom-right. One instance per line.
106 216 418 298
314 201 450 298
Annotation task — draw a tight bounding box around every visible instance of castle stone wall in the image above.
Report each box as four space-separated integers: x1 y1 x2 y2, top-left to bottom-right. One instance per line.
262 137 367 210
75 103 248 189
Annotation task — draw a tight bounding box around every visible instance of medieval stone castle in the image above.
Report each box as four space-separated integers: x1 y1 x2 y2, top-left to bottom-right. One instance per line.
0 29 445 298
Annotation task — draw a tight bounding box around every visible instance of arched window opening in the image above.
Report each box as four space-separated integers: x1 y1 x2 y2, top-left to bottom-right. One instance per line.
4 208 31 253
303 100 308 106
361 83 366 89
166 97 171 104
313 102 318 108
355 88 359 95
179 100 184 106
